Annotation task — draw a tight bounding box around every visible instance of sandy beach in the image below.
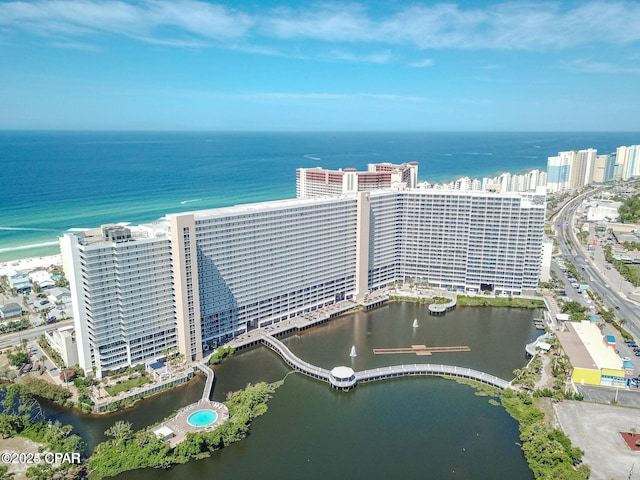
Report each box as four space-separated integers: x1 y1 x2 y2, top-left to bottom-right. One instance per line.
0 254 63 277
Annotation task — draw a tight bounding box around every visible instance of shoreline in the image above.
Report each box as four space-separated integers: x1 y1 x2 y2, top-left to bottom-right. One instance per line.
0 254 63 277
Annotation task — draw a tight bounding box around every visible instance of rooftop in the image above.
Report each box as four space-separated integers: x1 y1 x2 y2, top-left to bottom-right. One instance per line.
557 321 623 372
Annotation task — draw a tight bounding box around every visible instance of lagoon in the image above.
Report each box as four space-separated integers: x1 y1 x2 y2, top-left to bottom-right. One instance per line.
42 303 539 479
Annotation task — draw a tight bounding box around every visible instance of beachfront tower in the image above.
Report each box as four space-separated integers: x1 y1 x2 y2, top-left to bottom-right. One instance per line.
60 224 177 378
62 162 546 370
296 162 418 198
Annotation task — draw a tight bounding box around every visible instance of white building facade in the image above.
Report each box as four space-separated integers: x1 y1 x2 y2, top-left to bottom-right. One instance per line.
169 196 359 351
389 189 545 293
296 162 418 198
63 186 546 375
60 225 177 377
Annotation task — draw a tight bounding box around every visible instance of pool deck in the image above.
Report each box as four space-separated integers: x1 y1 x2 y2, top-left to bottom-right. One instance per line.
154 400 229 448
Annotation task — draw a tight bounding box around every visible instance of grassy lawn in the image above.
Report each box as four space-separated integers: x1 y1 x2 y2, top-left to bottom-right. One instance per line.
105 376 151 396
627 264 640 286
456 295 545 308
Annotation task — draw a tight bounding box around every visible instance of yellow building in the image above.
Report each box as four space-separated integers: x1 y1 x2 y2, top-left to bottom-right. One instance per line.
557 321 626 387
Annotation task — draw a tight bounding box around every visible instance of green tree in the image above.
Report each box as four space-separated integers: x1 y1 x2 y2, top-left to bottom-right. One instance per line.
0 465 12 480
105 421 133 444
8 351 29 367
619 195 640 223
561 301 588 321
598 308 615 323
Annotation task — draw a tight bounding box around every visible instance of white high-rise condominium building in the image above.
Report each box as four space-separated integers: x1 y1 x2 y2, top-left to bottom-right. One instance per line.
547 148 597 192
60 224 177 378
62 170 546 374
546 153 571 193
169 196 359 355
367 189 546 293
569 148 597 189
616 145 639 180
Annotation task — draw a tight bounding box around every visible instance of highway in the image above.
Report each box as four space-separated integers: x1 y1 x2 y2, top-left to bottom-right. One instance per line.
553 188 640 340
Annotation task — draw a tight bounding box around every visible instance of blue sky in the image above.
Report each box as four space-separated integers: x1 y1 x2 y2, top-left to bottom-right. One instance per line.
1 0 639 131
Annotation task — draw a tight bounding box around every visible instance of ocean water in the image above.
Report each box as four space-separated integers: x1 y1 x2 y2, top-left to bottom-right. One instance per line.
1 131 638 262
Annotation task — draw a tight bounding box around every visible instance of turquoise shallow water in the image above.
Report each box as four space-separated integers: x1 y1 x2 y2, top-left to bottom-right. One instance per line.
187 410 218 427
1 131 638 261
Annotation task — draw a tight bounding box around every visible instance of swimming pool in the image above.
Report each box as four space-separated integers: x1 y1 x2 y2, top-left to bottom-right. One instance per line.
187 409 218 427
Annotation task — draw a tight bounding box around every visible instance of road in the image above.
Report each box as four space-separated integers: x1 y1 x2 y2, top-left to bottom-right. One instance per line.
553 188 640 340
0 319 74 350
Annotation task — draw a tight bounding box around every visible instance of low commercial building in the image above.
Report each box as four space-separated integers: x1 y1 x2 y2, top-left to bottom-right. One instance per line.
586 199 621 222
46 326 79 368
47 287 71 304
0 303 23 319
29 270 55 289
557 321 626 387
7 270 31 292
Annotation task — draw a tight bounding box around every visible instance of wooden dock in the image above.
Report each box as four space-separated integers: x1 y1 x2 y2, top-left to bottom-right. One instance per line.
373 344 471 356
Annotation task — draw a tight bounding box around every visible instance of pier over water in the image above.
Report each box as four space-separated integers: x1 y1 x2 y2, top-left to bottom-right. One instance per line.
242 330 511 391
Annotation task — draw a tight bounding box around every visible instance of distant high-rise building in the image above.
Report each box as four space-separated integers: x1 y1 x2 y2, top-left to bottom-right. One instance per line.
591 155 609 183
546 153 571 193
296 162 418 197
616 145 639 180
547 148 597 192
604 154 617 182
568 148 597 189
589 154 617 184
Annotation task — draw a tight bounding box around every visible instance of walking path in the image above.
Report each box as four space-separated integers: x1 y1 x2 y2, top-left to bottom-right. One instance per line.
256 330 511 390
195 363 215 401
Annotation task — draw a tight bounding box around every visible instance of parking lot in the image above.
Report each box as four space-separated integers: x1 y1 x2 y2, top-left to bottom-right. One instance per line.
1 290 70 330
554 400 640 480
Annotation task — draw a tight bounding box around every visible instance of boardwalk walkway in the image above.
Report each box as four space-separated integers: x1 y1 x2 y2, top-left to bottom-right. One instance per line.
258 333 333 383
356 364 510 389
256 331 510 390
195 363 215 401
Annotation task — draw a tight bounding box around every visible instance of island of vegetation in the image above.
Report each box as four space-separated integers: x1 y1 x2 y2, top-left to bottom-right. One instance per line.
87 381 281 479
0 380 281 479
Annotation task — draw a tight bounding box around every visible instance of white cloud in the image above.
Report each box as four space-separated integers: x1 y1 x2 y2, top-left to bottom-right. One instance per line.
0 0 251 42
167 90 429 103
49 40 101 51
1 0 639 54
409 58 434 68
358 93 430 103
325 49 392 63
562 58 640 74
